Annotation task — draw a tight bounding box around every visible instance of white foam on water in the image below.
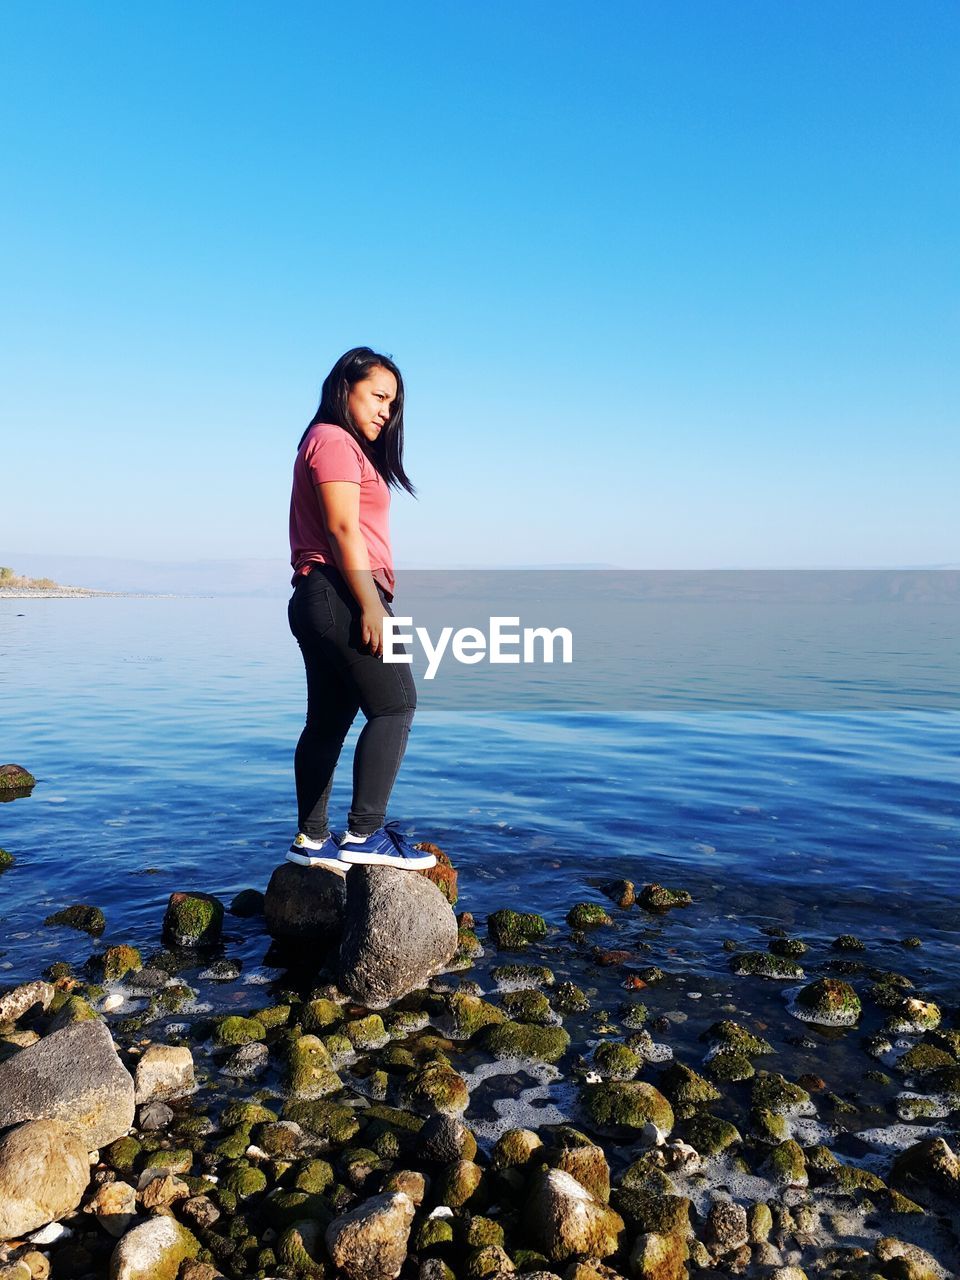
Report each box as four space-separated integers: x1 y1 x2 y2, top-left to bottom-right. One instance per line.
242 971 275 985
461 1058 577 1142
671 1152 776 1216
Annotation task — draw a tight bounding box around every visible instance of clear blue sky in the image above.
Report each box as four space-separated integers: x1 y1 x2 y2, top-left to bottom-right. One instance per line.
1 1 957 569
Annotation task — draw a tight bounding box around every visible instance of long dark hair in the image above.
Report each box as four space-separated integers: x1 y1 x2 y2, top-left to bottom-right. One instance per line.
298 346 415 495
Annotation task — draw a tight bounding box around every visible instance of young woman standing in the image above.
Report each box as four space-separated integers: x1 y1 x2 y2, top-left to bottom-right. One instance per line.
286 346 435 873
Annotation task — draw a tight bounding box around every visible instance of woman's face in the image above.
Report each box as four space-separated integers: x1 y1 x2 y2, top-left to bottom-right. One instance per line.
348 367 398 443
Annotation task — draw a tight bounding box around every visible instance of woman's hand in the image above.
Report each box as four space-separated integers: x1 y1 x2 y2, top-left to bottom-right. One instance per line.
361 602 390 657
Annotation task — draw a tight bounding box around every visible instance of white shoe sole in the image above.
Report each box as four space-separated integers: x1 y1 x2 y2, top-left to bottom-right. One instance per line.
286 850 349 873
338 849 437 870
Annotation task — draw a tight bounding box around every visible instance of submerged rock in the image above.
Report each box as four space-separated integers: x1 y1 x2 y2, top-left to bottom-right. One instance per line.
264 861 345 945
162 891 223 947
638 884 692 911
0 1019 135 1147
338 865 458 1008
0 1118 89 1239
43 904 106 935
567 903 613 929
483 1020 570 1064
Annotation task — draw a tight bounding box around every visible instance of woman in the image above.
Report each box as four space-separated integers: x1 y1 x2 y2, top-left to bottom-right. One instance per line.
286 346 435 873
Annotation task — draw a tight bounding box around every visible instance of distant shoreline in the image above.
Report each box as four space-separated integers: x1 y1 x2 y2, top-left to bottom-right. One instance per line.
0 588 171 599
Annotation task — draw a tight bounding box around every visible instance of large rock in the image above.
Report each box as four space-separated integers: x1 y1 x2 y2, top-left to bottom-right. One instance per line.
325 1190 415 1279
108 1215 200 1280
524 1168 625 1263
162 892 223 947
338 866 458 1008
0 1020 135 1147
264 862 346 943
0 764 36 793
0 1118 90 1239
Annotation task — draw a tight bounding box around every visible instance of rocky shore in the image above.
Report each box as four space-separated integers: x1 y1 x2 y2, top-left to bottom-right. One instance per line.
0 772 958 1279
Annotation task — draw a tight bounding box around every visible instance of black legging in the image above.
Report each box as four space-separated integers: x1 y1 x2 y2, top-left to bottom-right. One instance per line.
288 564 417 837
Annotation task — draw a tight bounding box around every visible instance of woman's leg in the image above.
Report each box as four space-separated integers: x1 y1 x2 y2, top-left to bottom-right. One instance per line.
289 580 361 838
347 653 417 835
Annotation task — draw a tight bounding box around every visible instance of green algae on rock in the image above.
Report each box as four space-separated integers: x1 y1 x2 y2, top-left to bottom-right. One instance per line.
524 1167 625 1263
487 908 548 949
731 950 804 979
501 988 553 1024
288 1033 342 1099
567 902 613 929
162 891 224 947
482 1019 570 1064
583 1080 674 1137
638 883 692 911
884 997 942 1033
491 1127 544 1170
763 1138 808 1188
404 1062 470 1115
0 764 36 792
705 1049 756 1082
0 848 14 869
100 944 142 980
593 1041 641 1080
283 1097 360 1145
491 962 555 988
445 991 507 1039
43 903 106 935
794 976 861 1026
750 1070 811 1114
214 1015 267 1047
679 1111 742 1156
552 981 590 1013
630 1229 690 1280
658 1060 721 1109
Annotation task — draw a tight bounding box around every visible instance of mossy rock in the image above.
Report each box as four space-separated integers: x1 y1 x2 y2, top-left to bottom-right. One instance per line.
261 1188 332 1230
501 988 553 1024
593 1041 641 1080
886 1188 925 1214
749 1106 789 1144
104 1135 141 1174
283 1098 359 1144
100 944 143 980
222 1101 277 1127
491 1127 543 1170
833 933 866 951
553 981 590 1013
583 1081 674 1135
896 1043 956 1077
482 1019 570 1064
680 1112 741 1156
731 950 804 979
621 1154 676 1195
435 1157 486 1209
613 1186 691 1236
551 1139 611 1203
276 1219 327 1275
638 883 691 910
344 1013 389 1050
49 994 98 1028
405 1061 470 1115
701 1019 774 1056
491 962 555 988
658 1060 721 1108
763 1139 808 1188
751 1070 811 1114
465 1215 505 1248
43 903 106 935
705 1049 756 1082
163 891 224 947
885 997 942 1033
768 936 808 957
619 1001 648 1030
795 977 861 1026
0 847 16 869
213 1126 253 1160
464 1243 513 1277
300 997 342 1033
487 908 548 949
220 1161 268 1198
294 1158 334 1194
567 902 613 929
925 1065 960 1099
214 1015 267 1047
414 1215 455 1251
252 1003 291 1030
832 1162 887 1195
0 764 36 791
288 1034 342 1099
446 991 507 1039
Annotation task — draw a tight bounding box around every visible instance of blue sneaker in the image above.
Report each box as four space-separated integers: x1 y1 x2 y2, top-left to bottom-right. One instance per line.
287 831 349 872
338 821 437 870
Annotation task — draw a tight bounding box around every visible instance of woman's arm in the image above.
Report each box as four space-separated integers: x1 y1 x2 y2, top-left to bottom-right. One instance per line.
314 481 389 656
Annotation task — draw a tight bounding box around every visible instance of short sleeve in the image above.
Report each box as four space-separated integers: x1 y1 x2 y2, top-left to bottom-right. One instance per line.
304 429 364 486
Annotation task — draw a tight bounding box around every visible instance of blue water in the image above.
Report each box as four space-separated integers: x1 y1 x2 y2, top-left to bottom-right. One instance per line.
1 595 958 992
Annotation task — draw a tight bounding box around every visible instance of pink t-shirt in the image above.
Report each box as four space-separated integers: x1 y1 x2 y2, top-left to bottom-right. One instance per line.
289 423 395 599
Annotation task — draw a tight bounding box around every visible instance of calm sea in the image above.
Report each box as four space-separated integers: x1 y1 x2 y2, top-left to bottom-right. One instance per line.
1 577 957 996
